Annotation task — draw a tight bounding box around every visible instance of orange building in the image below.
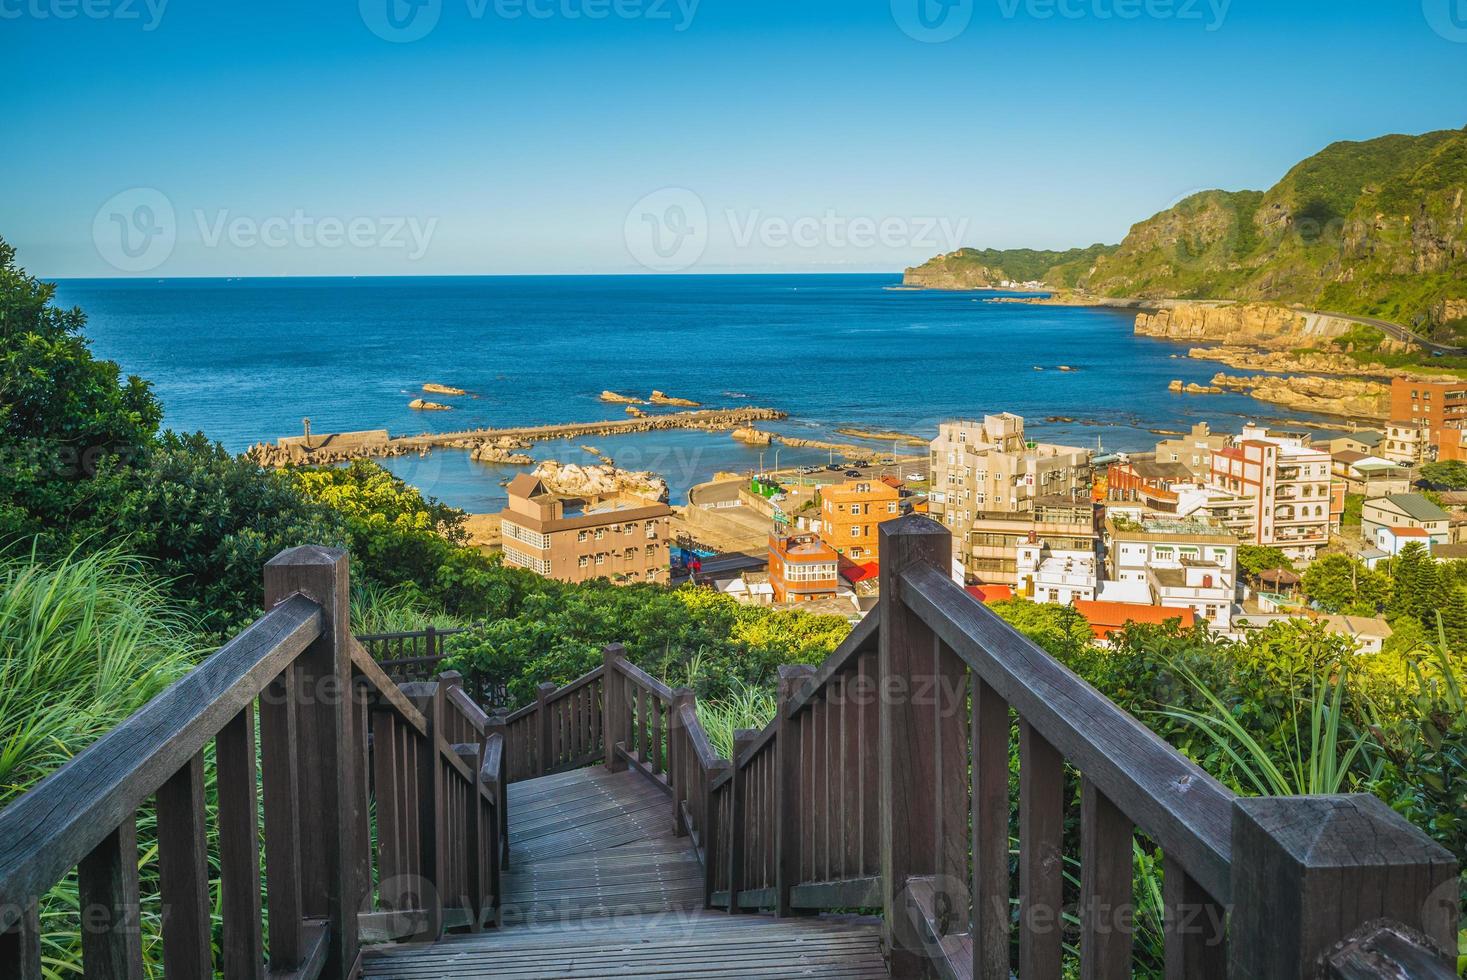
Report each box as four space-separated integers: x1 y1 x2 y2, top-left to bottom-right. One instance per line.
818 480 901 562
1391 378 1467 461
768 532 840 603
1072 600 1196 642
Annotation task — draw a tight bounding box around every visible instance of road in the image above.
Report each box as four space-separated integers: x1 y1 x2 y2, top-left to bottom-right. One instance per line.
1316 310 1465 356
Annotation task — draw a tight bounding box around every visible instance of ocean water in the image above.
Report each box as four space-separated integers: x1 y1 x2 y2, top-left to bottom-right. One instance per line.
51 274 1336 512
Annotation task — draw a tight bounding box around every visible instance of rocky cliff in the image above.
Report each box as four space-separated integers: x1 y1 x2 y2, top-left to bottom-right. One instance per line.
1134 303 1361 348
1209 373 1391 420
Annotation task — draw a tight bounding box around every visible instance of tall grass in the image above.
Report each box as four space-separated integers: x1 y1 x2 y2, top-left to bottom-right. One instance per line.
0 546 203 805
349 580 468 635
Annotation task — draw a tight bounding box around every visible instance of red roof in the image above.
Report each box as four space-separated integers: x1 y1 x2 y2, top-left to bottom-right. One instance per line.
1386 526 1429 537
840 561 880 584
1072 600 1196 639
965 585 1014 604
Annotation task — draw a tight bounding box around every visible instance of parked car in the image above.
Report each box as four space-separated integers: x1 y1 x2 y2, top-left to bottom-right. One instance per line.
825 463 845 472
845 469 863 478
905 472 925 481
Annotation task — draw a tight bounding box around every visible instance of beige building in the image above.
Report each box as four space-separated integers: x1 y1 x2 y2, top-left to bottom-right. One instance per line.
929 414 1091 580
498 474 673 584
1155 422 1229 482
1204 425 1338 563
968 497 1099 586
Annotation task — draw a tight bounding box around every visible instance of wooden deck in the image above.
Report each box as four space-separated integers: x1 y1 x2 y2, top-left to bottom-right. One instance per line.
360 766 888 978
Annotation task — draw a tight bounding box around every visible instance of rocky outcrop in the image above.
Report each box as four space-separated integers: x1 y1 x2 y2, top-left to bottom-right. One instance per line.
649 390 700 407
531 461 669 502
247 441 410 468
625 406 646 417
731 427 772 446
409 399 452 411
1186 345 1442 380
470 445 534 465
422 384 466 396
1135 304 1361 348
1210 373 1390 419
1168 380 1221 394
600 390 645 404
1430 298 1467 326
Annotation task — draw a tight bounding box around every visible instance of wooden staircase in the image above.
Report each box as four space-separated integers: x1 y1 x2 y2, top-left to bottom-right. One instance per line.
360 767 887 978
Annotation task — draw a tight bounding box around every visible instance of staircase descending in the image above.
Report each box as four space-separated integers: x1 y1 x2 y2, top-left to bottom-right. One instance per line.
360 768 887 979
0 529 1459 980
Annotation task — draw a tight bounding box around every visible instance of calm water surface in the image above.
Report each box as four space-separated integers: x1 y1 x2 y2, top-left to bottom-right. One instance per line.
52 274 1335 511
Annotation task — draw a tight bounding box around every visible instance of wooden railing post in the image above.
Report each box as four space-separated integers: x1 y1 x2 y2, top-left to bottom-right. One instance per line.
486 714 510 870
415 684 447 941
670 688 696 836
877 515 960 977
603 645 628 772
726 729 759 914
1228 794 1459 978
775 664 815 917
264 546 357 979
535 683 556 777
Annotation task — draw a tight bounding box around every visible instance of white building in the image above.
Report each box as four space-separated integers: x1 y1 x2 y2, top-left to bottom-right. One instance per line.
1015 535 1098 605
1204 424 1338 563
1105 514 1239 632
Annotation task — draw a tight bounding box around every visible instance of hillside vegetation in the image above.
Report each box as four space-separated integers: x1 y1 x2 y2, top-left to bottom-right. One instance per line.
908 127 1467 343
902 243 1119 289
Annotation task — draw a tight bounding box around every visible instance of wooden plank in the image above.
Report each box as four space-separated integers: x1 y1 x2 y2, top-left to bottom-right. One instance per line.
0 596 320 931
371 712 401 908
77 818 143 980
216 706 264 980
1019 720 1064 980
1080 777 1133 979
415 690 445 941
264 545 357 978
350 640 427 735
774 664 814 916
1162 855 1226 980
877 516 956 977
0 900 41 980
261 666 304 969
156 754 212 979
971 677 1010 980
1229 794 1460 978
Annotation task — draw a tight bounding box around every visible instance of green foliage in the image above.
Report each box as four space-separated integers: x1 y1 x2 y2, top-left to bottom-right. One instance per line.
0 546 202 804
693 680 778 759
1302 554 1391 615
987 598 1092 660
1238 545 1293 579
445 584 851 709
1422 460 1467 491
906 243 1120 287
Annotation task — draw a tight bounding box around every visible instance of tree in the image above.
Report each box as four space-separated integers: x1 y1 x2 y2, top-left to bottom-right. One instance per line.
1302 554 1390 614
1419 460 1467 490
0 237 162 538
1387 542 1447 628
1238 545 1293 579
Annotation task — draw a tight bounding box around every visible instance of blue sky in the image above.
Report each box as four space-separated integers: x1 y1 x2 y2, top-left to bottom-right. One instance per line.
2 0 1464 277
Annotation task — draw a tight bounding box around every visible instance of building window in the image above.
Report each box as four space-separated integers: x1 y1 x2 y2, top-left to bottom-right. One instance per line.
577 530 589 543
578 556 589 568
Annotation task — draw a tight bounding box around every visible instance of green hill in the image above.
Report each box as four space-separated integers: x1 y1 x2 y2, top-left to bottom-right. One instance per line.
906 127 1467 343
902 243 1119 290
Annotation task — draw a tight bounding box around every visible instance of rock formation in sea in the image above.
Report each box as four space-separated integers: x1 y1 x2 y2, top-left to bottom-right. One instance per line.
649 390 700 407
1209 373 1390 419
600 390 645 404
409 398 452 411
470 445 534 465
531 460 669 502
422 384 467 396
731 427 773 446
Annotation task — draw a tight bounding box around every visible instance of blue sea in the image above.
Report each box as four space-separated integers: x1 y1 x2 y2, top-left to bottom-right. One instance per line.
51 274 1336 512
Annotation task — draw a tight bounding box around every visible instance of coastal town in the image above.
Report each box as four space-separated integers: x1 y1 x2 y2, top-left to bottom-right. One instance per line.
478 371 1467 654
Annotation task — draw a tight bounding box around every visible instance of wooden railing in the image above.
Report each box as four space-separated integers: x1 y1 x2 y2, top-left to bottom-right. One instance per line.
357 624 508 709
0 546 506 979
535 516 1460 980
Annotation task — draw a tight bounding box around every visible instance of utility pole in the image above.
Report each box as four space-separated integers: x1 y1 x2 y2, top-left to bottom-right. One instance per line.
302 417 313 450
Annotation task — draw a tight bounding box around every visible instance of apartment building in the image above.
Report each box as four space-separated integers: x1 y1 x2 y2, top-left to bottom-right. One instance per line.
929 414 1091 581
1105 455 1199 513
818 479 902 562
1391 377 1467 460
768 532 840 603
1361 493 1451 547
499 474 673 584
1015 534 1098 604
968 497 1099 587
1204 425 1337 563
1154 422 1229 482
1382 419 1434 466
1105 514 1238 631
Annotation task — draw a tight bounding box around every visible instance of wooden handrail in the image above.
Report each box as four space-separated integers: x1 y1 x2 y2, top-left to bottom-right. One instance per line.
613 657 675 702
0 595 322 933
351 639 428 735
899 559 1237 903
782 606 880 720
542 664 604 703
